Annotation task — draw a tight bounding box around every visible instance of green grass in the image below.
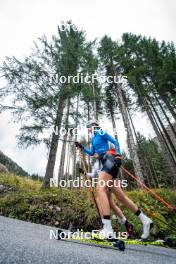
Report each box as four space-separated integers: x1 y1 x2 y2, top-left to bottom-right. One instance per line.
0 173 176 240
0 173 41 191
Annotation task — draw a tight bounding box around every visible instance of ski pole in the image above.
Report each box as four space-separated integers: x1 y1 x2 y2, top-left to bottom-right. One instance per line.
79 152 102 219
122 166 175 211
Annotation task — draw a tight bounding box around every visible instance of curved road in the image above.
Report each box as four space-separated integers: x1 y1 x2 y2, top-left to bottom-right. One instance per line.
0 216 175 264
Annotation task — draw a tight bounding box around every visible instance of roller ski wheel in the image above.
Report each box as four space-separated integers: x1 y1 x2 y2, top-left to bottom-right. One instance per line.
113 240 125 251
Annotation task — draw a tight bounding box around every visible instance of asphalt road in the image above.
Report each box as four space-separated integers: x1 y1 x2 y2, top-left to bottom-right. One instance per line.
0 216 176 264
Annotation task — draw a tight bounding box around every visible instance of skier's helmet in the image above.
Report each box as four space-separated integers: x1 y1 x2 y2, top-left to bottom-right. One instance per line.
86 119 99 128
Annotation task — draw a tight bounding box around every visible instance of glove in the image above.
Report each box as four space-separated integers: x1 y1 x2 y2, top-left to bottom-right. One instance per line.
115 154 122 160
75 141 83 150
79 168 85 174
115 154 122 167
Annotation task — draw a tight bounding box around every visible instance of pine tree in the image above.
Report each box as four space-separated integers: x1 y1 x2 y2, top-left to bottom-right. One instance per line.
0 21 89 187
116 32 176 185
98 36 144 180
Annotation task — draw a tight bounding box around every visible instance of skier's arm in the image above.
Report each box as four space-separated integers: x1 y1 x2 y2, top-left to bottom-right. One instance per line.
75 141 95 156
102 132 121 155
83 143 95 156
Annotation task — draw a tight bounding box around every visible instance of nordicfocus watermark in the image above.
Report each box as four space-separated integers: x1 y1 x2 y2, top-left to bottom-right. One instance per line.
49 73 120 85
53 125 118 137
50 177 128 188
50 229 128 240
50 230 164 246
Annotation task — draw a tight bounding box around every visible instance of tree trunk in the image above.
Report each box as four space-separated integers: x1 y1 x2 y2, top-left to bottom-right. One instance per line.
146 106 176 185
110 110 118 140
148 96 176 159
65 142 70 181
43 98 65 188
66 136 72 182
127 106 158 187
160 95 176 122
72 95 79 179
115 81 144 181
109 110 125 181
153 93 176 138
92 83 99 120
87 102 91 171
58 98 70 181
132 81 176 184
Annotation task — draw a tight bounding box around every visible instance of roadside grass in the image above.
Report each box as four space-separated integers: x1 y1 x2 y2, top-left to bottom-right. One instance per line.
0 173 176 240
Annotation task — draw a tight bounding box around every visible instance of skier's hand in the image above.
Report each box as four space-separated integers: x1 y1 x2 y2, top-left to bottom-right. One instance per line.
79 168 85 174
75 141 84 150
115 154 122 160
93 153 99 159
115 154 122 167
79 152 83 158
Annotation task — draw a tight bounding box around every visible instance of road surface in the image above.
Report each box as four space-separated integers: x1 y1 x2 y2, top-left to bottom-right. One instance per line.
0 216 175 264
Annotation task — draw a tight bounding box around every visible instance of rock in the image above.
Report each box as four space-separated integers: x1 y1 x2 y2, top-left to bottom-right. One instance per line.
0 185 5 192
0 184 14 193
55 206 61 212
0 163 9 173
54 221 59 226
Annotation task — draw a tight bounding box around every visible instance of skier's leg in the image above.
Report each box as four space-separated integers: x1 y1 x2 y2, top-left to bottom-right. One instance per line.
108 190 124 218
112 180 153 239
112 180 138 212
108 191 134 237
96 171 112 215
96 171 114 238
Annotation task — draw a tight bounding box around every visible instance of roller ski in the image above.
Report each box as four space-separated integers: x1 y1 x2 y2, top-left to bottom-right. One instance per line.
57 229 125 251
